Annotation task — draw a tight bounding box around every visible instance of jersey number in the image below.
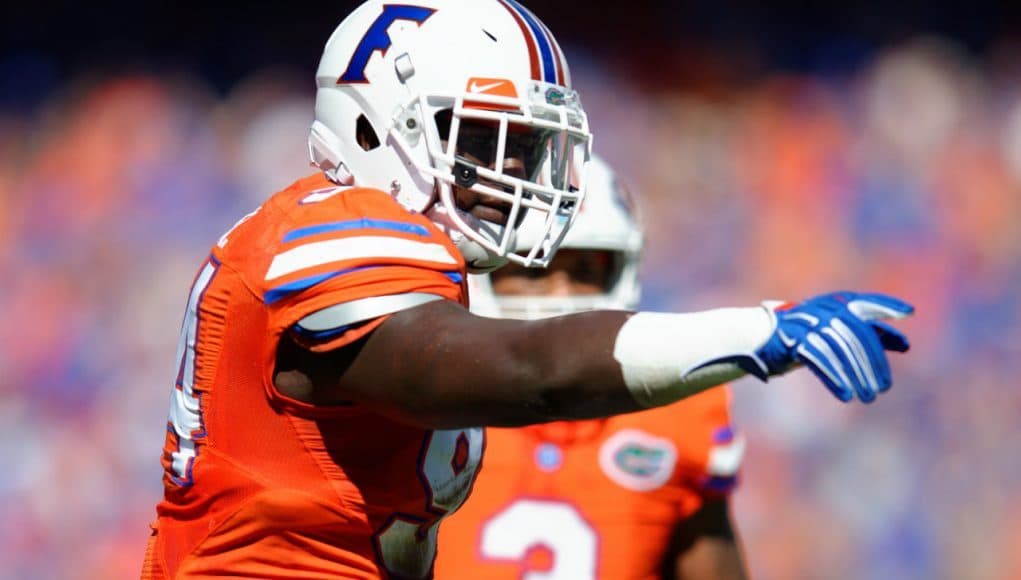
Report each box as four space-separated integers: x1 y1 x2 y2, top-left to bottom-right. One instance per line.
481 499 598 580
375 428 484 578
165 258 219 485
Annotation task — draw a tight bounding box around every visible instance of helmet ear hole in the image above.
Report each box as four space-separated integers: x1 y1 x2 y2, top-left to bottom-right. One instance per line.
356 114 381 151
434 109 453 142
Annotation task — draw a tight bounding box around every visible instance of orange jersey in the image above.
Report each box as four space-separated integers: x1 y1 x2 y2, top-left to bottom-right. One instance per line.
434 386 743 580
143 174 484 579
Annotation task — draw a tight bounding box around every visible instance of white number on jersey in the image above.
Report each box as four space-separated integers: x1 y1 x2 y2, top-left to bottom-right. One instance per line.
376 428 484 578
166 259 219 484
481 499 598 580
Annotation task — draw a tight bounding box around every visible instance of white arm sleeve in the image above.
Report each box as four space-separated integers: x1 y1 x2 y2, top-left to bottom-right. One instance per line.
613 306 777 407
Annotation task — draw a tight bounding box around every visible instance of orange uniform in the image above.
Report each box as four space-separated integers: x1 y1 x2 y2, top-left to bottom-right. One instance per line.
435 387 743 580
143 174 484 579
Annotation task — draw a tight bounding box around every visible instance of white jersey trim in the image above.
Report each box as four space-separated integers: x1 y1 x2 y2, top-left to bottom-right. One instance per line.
266 236 458 280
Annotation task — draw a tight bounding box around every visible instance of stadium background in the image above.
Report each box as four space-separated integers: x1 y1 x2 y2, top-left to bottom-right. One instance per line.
2 1 1020 578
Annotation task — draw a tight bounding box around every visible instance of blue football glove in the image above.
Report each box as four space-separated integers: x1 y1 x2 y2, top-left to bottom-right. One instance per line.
746 291 914 403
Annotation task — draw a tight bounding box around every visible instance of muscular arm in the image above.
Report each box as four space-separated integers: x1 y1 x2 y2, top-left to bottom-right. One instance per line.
276 290 910 428
276 299 648 428
661 499 748 580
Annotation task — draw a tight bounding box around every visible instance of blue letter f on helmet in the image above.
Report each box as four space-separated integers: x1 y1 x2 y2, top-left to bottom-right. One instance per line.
339 5 436 83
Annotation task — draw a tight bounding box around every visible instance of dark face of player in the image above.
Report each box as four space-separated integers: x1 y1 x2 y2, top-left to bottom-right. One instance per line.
489 249 615 297
435 110 550 226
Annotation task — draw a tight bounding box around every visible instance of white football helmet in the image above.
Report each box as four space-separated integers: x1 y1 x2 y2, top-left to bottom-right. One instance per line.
309 0 592 272
469 155 643 319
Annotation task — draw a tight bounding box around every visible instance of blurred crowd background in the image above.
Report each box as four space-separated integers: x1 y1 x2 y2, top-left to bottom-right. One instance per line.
2 1 1020 579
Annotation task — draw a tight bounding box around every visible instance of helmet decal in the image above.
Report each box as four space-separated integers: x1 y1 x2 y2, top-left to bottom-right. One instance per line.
338 5 436 84
496 0 562 84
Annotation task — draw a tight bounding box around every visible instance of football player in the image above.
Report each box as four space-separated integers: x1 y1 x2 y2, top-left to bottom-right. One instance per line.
435 156 748 580
142 1 913 578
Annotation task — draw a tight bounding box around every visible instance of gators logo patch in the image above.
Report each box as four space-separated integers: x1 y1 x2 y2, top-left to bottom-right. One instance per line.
598 429 677 491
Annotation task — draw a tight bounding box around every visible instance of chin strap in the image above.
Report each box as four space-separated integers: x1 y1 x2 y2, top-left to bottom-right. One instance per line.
308 121 354 185
323 164 354 186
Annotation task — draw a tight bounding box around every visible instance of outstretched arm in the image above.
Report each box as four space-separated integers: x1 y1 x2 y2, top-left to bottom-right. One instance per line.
276 291 913 428
278 301 644 427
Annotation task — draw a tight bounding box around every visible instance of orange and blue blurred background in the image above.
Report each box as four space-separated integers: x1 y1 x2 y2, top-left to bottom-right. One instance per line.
2 1 1020 578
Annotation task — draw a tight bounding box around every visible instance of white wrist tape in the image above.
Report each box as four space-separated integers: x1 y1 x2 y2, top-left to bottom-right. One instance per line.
613 306 777 407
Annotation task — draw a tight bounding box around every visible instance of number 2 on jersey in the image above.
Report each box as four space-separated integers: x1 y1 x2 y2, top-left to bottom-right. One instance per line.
481 499 598 580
